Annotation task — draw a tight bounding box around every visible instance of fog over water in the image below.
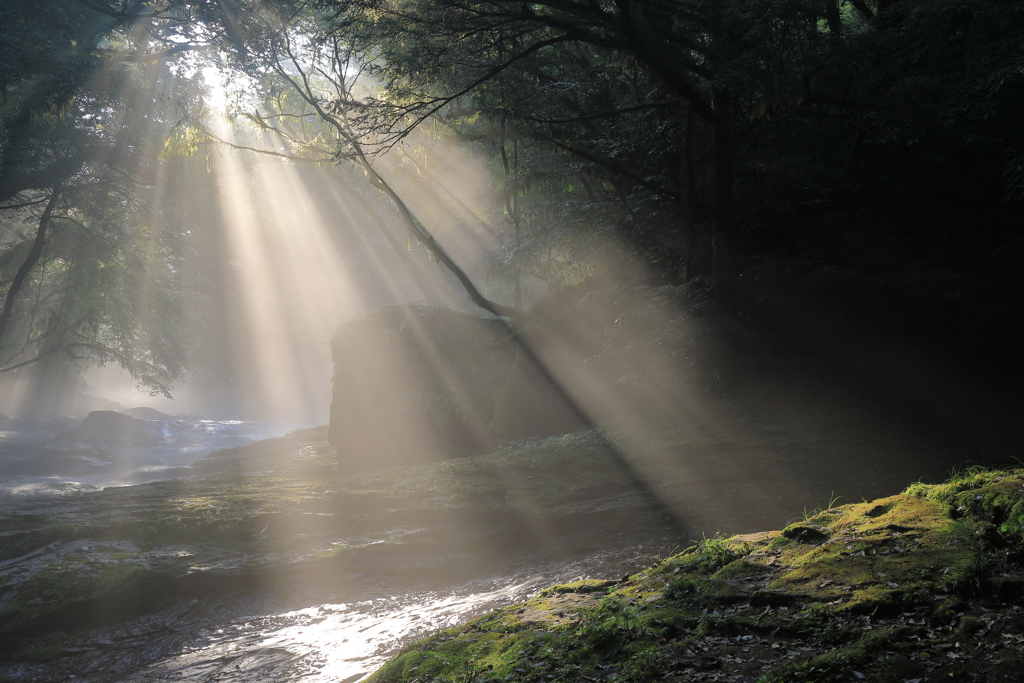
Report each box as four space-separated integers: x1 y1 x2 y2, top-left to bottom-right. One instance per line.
0 414 301 500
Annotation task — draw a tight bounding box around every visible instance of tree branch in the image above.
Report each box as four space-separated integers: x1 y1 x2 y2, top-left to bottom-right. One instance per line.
0 196 50 211
536 132 681 202
119 43 210 63
519 103 670 126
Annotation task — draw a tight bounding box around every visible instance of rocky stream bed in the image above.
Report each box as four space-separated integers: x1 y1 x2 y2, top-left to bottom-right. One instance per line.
0 405 1022 682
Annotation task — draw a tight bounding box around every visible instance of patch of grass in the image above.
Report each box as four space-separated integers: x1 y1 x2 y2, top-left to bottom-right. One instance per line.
663 577 700 602
800 492 842 521
537 579 616 597
678 533 753 573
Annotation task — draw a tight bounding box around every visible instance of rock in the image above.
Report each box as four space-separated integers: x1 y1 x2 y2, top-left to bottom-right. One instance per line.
781 523 831 543
328 305 585 470
957 615 985 634
120 407 174 420
0 448 114 476
54 411 160 447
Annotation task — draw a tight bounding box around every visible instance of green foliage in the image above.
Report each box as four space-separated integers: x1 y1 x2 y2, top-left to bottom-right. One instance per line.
678 533 753 574
905 468 1024 547
0 1 213 398
662 577 699 603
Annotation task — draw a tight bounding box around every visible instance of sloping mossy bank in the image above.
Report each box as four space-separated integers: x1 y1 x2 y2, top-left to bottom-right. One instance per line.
369 468 1024 683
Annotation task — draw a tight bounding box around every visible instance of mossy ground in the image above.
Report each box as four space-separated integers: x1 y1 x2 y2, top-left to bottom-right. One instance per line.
368 469 1024 683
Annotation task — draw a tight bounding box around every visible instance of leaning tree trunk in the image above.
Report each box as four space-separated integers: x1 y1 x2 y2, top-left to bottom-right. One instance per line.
0 188 61 346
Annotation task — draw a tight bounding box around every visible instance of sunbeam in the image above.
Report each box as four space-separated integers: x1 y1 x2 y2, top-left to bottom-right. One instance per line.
4 3 1024 681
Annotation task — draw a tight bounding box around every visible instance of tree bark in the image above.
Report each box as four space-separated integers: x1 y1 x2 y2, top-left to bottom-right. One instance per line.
681 108 697 280
500 113 523 309
712 89 735 310
0 189 61 345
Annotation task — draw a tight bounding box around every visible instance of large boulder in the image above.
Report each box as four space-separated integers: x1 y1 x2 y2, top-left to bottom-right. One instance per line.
54 410 160 447
120 406 174 420
328 305 585 469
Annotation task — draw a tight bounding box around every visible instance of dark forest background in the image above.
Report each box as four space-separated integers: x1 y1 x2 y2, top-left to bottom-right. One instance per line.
1 0 1022 422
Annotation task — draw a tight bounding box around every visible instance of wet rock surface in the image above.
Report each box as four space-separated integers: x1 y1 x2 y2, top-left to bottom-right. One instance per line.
0 415 295 499
0 448 115 477
54 411 161 447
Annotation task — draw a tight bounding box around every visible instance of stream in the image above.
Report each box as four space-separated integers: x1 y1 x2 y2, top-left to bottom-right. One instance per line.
2 397 1021 682
0 414 676 682
73 545 666 683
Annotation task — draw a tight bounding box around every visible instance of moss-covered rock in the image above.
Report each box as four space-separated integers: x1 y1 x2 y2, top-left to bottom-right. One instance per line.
367 468 1024 683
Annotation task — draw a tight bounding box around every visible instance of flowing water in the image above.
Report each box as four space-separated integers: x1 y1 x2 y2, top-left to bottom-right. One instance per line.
0 413 675 682
101 547 663 683
3 394 1022 682
0 416 302 500
12 534 668 682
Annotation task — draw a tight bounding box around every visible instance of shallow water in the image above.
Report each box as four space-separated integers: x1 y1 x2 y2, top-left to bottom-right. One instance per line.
14 543 666 683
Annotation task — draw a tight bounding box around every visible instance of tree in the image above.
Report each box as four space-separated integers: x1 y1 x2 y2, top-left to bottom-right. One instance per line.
0 0 213 399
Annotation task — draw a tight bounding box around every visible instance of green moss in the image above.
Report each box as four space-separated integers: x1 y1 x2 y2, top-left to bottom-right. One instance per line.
537 579 617 597
677 533 753 573
905 469 1024 545
761 627 907 682
366 468 1024 683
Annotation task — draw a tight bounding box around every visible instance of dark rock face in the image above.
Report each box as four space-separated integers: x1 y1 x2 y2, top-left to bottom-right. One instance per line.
54 411 161 447
328 305 585 470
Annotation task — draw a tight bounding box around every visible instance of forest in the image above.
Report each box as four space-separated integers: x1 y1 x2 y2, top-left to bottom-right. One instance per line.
1 1 1024 682
2 0 1022 410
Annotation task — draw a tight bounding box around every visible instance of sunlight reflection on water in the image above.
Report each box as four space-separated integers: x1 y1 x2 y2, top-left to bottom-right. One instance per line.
128 576 557 682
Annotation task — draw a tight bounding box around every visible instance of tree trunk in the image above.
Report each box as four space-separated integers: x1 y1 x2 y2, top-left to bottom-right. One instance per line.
712 90 735 311
0 188 61 345
681 108 697 280
500 113 523 309
823 0 843 37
